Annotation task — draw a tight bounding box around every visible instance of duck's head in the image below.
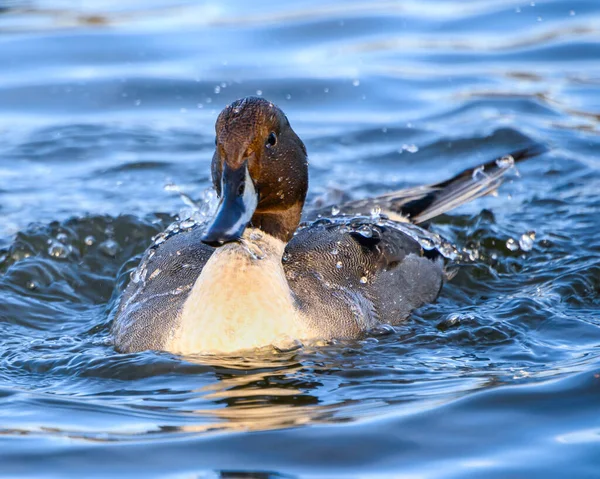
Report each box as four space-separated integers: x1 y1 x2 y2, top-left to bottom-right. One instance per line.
201 97 308 247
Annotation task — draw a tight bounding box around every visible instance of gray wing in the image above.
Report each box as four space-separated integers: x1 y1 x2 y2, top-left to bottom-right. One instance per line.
112 225 214 353
283 219 444 339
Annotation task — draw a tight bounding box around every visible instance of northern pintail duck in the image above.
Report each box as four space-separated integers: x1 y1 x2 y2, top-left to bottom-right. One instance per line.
113 96 542 354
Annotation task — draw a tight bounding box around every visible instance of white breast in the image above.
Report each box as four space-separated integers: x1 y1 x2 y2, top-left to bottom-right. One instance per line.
166 230 309 354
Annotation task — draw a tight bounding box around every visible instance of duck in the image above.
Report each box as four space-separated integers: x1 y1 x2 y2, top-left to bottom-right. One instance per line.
112 96 543 355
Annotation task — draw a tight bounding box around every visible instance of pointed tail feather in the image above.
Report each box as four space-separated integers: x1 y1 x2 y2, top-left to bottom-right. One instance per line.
305 144 546 223
400 144 547 224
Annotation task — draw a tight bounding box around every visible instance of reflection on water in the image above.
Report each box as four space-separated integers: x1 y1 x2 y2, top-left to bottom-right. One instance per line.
185 353 326 434
1 0 600 477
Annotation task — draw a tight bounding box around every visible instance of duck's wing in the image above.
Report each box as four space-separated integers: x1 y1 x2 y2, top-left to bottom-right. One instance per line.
112 225 214 353
284 220 444 338
307 145 546 224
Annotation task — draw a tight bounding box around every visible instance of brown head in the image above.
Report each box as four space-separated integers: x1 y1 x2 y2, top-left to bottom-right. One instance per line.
201 97 309 247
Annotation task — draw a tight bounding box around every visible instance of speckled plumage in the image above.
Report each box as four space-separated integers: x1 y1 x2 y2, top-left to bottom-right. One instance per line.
112 220 443 353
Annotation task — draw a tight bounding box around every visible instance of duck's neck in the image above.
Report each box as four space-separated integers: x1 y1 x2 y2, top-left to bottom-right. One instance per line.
250 201 303 243
168 228 306 354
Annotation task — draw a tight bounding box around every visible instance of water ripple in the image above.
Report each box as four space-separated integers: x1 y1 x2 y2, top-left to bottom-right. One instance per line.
1 0 600 477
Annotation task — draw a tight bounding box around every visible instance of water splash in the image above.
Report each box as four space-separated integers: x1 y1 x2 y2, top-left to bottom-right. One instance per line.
519 231 536 252
506 238 519 251
149 186 219 250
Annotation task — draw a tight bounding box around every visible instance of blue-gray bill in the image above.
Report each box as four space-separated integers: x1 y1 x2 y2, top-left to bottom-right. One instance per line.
201 162 258 247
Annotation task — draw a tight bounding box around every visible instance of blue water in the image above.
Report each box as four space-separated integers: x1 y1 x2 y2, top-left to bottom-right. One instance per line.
1 1 600 477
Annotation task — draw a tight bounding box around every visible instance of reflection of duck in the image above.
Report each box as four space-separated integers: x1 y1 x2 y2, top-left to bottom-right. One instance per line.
163 354 330 434
186 354 329 434
113 96 543 354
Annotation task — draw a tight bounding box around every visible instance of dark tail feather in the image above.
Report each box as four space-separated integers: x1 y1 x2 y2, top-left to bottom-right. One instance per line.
402 144 547 224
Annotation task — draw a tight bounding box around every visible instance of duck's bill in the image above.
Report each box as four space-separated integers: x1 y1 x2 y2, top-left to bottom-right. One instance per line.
201 162 258 247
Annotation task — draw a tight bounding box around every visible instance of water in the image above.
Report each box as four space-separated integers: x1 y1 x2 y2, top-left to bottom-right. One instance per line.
1 0 600 477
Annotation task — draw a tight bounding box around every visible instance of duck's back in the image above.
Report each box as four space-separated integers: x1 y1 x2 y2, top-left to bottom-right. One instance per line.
284 220 444 339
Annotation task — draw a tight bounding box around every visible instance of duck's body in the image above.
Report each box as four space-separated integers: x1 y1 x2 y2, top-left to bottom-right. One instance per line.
113 222 444 354
113 96 543 355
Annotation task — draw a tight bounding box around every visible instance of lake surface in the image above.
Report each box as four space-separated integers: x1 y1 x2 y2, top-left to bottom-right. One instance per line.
1 0 600 477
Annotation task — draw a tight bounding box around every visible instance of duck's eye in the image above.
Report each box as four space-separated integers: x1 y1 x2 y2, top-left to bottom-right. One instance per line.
266 132 277 148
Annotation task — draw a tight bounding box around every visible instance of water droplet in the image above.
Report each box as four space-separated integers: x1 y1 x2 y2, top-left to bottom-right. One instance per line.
331 248 339 256
173 284 191 296
256 89 263 96
352 79 360 86
249 231 263 241
438 240 459 259
468 248 480 261
519 231 536 252
131 263 147 284
48 240 68 259
472 165 487 180
336 261 343 269
180 219 195 229
56 232 68 243
148 268 161 280
240 238 265 260
356 225 373 238
214 85 221 94
26 280 37 290
403 144 419 153
285 94 292 100
370 205 381 219
495 155 514 169
164 183 180 192
360 276 368 284
569 10 575 15
369 323 396 336
84 235 95 246
419 237 434 249
99 239 119 257
331 205 340 216
506 238 519 251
